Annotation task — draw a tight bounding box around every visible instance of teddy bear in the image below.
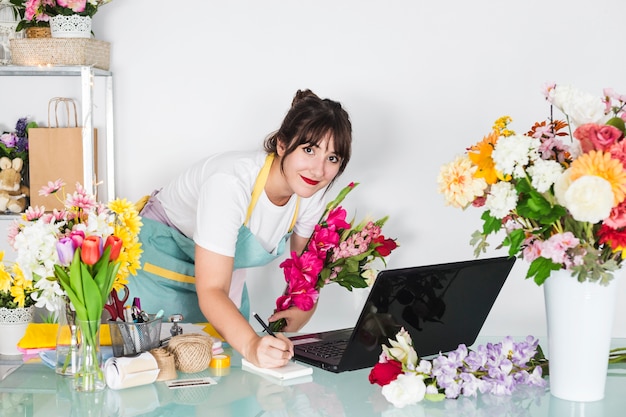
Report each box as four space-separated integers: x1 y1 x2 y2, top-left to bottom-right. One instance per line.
0 156 29 213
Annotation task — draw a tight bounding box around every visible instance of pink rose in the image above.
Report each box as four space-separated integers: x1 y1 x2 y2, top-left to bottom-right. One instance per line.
604 201 626 229
610 140 626 169
574 123 623 152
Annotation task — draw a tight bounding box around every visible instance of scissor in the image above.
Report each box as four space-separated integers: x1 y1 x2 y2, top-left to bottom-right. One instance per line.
105 285 130 321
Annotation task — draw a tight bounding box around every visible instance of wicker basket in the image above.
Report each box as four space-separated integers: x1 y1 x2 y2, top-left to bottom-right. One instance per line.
25 27 51 38
9 38 110 70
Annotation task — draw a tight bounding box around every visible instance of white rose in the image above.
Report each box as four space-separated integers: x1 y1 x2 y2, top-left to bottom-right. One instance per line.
561 175 614 223
554 168 574 206
381 374 426 408
549 84 606 127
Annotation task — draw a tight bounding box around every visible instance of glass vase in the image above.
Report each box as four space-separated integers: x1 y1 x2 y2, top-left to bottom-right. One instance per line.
56 300 79 376
73 319 105 392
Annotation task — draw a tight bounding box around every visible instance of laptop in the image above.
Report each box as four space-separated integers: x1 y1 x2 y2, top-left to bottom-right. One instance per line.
289 256 516 373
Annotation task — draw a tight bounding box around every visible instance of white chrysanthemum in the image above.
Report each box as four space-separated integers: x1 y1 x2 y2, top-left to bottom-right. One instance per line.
560 175 614 223
549 84 606 127
13 220 61 281
485 181 518 219
491 135 540 179
32 278 65 311
85 210 114 237
381 374 426 408
527 159 564 193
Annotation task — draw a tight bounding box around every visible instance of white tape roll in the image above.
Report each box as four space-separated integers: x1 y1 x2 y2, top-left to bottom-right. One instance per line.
104 352 160 390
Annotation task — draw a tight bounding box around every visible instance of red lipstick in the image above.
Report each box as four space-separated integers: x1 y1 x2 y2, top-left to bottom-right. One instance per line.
301 176 320 186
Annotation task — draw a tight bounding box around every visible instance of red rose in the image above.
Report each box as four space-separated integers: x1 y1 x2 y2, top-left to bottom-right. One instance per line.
374 236 398 257
368 360 403 386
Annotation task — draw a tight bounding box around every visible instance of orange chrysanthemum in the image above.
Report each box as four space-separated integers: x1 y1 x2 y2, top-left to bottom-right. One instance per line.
569 150 626 205
468 131 500 185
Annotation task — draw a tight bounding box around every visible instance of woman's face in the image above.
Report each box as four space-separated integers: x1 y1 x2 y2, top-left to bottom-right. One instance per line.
278 133 342 198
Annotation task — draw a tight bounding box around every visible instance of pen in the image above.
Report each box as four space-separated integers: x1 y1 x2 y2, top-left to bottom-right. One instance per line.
253 312 276 337
253 312 295 362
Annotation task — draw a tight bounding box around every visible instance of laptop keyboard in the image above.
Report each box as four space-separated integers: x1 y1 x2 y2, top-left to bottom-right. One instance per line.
298 339 349 359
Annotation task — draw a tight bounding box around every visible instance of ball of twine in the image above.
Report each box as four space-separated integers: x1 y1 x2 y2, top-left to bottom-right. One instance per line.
150 348 177 381
167 333 213 373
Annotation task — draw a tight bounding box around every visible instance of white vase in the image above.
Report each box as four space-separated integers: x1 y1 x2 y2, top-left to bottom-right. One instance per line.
0 306 35 356
543 269 620 402
50 15 92 39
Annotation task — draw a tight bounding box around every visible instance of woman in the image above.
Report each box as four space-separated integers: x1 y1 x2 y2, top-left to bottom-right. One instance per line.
127 90 352 368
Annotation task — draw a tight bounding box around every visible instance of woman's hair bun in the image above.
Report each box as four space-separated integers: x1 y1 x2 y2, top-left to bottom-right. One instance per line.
291 89 320 107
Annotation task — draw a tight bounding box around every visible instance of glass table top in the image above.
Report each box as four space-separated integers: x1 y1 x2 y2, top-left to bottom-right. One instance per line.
1 337 625 417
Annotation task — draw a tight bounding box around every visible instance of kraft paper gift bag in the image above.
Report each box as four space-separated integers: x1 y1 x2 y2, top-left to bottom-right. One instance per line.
28 97 97 211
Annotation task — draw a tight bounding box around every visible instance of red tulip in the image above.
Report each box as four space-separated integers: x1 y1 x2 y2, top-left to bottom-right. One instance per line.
104 235 123 261
81 235 102 265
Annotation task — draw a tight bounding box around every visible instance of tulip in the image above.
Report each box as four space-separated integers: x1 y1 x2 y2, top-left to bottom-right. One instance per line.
81 235 102 265
69 230 85 248
104 235 123 261
56 237 75 266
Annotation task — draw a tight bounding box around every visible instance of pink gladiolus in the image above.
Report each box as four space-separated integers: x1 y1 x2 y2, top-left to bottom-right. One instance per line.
280 251 324 286
326 207 350 230
309 225 340 255
276 280 319 312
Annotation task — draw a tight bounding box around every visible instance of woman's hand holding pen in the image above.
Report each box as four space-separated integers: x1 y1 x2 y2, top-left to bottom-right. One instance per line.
245 312 293 368
245 332 294 369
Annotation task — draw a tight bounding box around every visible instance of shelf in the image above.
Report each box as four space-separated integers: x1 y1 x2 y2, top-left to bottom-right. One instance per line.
0 65 116 203
0 65 111 77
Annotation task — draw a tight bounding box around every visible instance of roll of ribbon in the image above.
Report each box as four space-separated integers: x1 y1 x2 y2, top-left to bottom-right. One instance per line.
104 352 160 390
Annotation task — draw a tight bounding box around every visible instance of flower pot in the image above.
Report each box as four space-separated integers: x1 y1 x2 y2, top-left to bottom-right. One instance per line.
25 27 51 38
0 306 35 356
543 269 620 401
50 15 91 39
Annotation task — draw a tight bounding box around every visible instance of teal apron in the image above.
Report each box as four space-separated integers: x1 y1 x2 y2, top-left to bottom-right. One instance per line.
126 154 300 324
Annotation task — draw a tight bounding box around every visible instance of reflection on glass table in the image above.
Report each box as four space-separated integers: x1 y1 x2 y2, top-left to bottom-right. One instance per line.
0 339 625 417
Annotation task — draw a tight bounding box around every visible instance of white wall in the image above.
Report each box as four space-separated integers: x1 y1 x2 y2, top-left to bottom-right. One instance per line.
3 0 626 339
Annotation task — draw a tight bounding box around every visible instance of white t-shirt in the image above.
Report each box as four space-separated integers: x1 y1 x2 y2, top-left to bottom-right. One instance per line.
157 150 326 257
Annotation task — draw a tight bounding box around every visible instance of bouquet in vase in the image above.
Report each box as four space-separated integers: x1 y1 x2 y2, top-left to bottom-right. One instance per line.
269 182 399 332
10 180 142 390
437 83 626 285
9 180 142 314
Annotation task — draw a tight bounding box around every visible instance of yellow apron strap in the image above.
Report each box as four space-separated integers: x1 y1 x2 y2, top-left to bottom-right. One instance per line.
288 198 299 232
244 153 299 231
135 195 150 212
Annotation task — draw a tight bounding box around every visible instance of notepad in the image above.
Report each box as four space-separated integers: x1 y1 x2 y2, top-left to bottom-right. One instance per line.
241 358 313 380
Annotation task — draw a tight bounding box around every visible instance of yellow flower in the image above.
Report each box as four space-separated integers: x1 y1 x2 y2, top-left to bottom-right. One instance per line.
493 116 515 137
0 263 11 292
108 198 143 289
468 131 500 185
437 155 488 208
569 151 626 205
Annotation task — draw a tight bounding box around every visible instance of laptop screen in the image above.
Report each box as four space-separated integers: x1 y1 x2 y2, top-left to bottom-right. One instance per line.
338 256 516 371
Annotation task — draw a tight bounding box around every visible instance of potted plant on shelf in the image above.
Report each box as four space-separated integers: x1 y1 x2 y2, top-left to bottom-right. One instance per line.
9 0 51 38
10 0 112 38
0 251 36 356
